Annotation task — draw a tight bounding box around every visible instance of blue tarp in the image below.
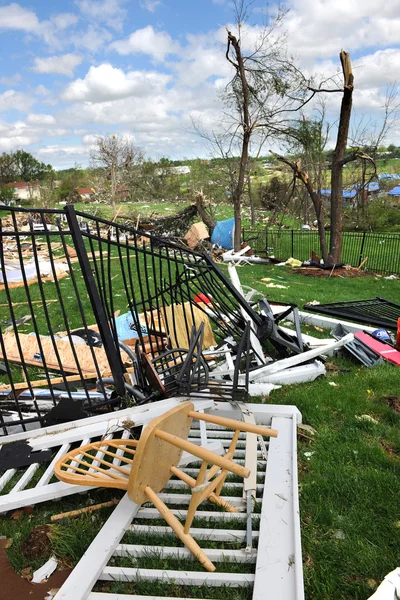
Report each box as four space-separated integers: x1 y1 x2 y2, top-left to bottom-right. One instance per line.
211 217 235 249
368 181 380 192
115 312 148 341
378 173 400 180
388 185 400 196
319 189 357 199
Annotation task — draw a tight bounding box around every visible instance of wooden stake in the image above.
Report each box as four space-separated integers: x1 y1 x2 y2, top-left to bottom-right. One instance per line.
50 498 119 522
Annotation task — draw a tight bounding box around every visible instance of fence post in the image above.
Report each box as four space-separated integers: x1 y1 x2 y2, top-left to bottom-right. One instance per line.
64 204 126 398
291 230 294 257
358 231 366 267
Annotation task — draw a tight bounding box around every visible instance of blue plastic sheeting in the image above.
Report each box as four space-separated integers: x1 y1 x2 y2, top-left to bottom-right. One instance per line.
211 217 235 249
378 173 400 180
320 189 331 196
342 189 357 199
368 181 380 192
388 185 400 196
115 311 148 341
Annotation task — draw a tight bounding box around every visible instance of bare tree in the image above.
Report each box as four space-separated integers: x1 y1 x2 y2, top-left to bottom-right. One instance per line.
90 135 144 210
191 1 313 251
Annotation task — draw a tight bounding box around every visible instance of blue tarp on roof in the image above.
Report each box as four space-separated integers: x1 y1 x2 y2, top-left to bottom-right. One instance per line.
368 181 380 192
378 173 400 180
211 217 235 249
342 189 357 199
388 185 400 196
320 189 357 199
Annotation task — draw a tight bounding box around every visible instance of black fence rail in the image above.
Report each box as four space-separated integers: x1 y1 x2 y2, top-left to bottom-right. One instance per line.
242 228 400 275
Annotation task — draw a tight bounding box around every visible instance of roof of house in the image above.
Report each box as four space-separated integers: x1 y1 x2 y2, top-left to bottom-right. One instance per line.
320 188 357 198
76 187 96 194
388 185 400 195
5 181 40 189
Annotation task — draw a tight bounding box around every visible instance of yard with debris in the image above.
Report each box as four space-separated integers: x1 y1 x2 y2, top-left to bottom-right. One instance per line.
1 242 400 599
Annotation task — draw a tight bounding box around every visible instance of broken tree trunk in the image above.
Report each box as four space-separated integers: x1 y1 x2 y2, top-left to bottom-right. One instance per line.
194 191 216 235
329 50 354 265
270 152 329 264
226 30 251 252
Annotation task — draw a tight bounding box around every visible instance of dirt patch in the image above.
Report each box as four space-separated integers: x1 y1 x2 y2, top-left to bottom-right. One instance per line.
292 266 371 278
21 525 52 561
383 395 400 414
0 548 71 600
380 439 399 457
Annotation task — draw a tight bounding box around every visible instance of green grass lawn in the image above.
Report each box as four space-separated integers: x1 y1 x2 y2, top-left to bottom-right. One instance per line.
1 261 400 599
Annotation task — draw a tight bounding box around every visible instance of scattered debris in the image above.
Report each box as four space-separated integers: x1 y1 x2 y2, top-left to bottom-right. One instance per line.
304 297 400 330
32 556 58 584
355 414 379 424
367 567 400 600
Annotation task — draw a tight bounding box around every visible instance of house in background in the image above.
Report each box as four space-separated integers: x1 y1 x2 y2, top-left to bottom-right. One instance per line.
76 187 96 200
5 181 40 200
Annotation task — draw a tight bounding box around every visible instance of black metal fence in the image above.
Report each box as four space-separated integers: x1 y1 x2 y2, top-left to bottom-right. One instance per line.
0 205 265 435
242 228 400 274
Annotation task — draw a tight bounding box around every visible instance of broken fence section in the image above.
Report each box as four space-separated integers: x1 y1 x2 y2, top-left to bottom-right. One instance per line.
0 206 309 435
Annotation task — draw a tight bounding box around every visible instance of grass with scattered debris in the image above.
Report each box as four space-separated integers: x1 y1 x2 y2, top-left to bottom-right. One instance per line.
1 263 400 599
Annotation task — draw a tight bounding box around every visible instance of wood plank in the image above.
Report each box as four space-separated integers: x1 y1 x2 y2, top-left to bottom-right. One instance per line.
0 332 111 375
162 302 216 350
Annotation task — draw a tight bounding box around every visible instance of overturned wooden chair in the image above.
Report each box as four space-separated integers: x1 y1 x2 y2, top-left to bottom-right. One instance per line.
55 401 278 572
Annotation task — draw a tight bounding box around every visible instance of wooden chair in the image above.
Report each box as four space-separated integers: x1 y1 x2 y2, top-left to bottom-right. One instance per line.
55 401 278 572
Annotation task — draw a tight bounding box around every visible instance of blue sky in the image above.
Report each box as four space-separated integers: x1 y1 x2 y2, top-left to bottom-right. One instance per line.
0 0 399 169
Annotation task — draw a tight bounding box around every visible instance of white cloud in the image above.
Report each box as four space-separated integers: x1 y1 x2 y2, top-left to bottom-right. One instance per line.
82 134 98 144
111 25 180 62
26 113 56 126
72 26 113 52
0 90 33 113
51 13 78 30
32 54 82 77
0 73 22 87
0 3 39 32
62 63 170 103
76 0 127 31
140 0 161 12
0 136 39 152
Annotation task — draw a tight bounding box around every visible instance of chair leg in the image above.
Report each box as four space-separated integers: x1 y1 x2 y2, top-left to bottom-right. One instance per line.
144 485 216 572
170 466 238 515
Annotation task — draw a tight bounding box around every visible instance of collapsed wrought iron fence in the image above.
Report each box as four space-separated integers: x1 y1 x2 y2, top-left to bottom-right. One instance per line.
242 228 400 274
0 205 268 435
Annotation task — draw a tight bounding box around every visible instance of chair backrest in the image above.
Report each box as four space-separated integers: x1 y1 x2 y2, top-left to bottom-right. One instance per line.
55 402 195 496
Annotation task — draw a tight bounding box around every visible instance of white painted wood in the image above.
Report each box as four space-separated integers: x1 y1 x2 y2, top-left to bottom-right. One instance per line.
228 264 266 365
89 595 214 600
281 307 376 334
0 468 16 492
247 333 353 381
134 508 254 522
0 480 94 512
129 525 258 542
99 567 254 586
10 462 39 493
156 493 245 508
37 443 71 487
164 479 264 493
253 416 304 600
54 494 140 600
115 544 257 563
